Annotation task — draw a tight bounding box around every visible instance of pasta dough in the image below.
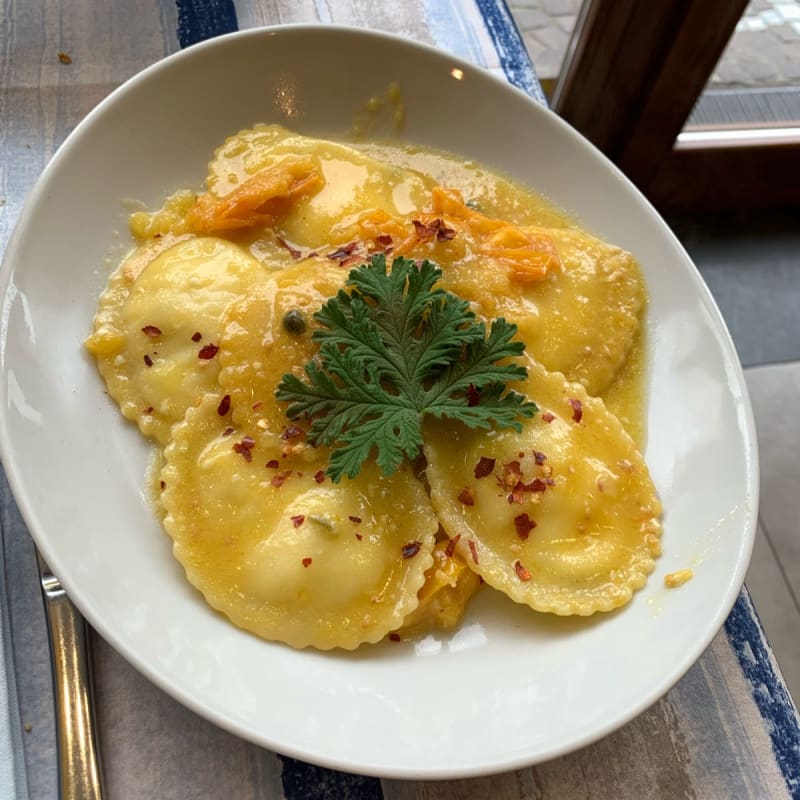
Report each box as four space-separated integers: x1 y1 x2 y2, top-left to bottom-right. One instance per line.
87 123 662 649
410 198 645 396
206 124 434 250
423 357 662 615
162 395 438 650
85 236 268 443
217 261 346 432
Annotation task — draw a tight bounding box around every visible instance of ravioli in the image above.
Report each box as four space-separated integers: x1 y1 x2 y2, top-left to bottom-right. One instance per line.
206 124 434 251
423 357 661 615
85 237 268 443
414 194 645 397
217 260 346 433
505 227 644 396
87 124 663 650
161 395 438 650
398 539 483 637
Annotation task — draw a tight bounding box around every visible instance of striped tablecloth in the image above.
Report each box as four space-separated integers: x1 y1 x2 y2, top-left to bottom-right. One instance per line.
1 2 799 798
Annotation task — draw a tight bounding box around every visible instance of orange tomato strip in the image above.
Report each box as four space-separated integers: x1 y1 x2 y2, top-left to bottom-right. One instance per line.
186 157 323 233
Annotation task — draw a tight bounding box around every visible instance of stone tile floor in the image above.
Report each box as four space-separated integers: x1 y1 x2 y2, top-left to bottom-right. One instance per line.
508 0 800 88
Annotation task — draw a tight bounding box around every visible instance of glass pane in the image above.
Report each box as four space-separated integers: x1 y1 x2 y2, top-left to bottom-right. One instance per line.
686 0 800 130
510 0 581 93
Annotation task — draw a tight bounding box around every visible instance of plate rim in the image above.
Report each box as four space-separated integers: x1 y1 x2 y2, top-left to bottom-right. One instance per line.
0 23 760 779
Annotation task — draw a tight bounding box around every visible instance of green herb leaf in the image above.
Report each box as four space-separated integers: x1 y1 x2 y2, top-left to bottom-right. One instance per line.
276 255 537 481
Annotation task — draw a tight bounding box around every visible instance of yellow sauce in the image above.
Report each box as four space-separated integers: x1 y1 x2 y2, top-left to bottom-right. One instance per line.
664 569 693 589
86 125 658 648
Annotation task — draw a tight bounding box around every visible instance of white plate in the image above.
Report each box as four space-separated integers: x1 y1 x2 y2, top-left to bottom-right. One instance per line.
0 26 758 778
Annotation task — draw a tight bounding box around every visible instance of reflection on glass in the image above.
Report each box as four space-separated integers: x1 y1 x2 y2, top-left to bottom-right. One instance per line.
686 0 800 131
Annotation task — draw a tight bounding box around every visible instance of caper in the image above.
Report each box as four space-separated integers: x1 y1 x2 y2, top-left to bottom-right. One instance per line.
282 309 307 335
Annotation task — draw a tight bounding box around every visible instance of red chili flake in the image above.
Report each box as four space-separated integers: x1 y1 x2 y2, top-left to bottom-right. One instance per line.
265 459 279 469
153 232 163 239
159 480 166 490
141 325 162 338
458 487 474 506
388 633 401 642
198 343 219 360
222 426 234 437
252 400 263 411
271 470 292 488
467 383 480 407
514 513 537 540
474 457 496 479
514 560 532 581
355 533 363 541
233 436 256 462
468 539 479 564
375 234 393 247
412 218 455 242
349 515 362 524
507 482 525 504
328 242 359 262
281 425 304 440
191 331 202 342
143 406 154 414
445 534 461 558
302 557 312 568
402 541 421 559
533 450 547 465
143 354 153 367
314 470 325 484
412 219 433 239
524 478 549 493
568 398 583 423
541 412 555 423
518 451 525 459
276 236 303 260
436 222 456 241
291 514 305 528
234 446 252 462
217 394 231 416
499 460 523 488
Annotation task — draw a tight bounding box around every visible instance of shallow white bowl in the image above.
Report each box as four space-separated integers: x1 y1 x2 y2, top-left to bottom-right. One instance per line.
0 25 758 778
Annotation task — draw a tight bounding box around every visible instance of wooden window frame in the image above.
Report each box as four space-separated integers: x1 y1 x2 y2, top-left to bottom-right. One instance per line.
552 0 800 213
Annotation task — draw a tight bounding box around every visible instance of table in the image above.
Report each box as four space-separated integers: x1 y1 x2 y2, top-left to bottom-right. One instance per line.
1 2 799 798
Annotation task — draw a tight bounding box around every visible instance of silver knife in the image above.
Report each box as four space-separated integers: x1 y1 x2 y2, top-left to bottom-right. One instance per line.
36 550 104 800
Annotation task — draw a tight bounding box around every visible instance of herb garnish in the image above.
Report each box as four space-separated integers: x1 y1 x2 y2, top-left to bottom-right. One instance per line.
276 255 537 482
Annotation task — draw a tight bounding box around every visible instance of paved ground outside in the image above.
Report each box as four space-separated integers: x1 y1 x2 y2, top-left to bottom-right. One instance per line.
508 0 800 90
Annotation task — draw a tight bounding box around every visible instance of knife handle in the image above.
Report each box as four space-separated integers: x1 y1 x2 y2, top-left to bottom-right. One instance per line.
38 555 104 800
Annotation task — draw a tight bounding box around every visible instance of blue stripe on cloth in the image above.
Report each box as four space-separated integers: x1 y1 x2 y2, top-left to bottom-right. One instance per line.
175 0 238 48
473 0 547 105
170 10 381 797
724 591 800 799
279 755 384 800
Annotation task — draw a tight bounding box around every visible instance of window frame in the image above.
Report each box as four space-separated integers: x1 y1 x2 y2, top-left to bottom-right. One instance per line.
551 0 800 213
